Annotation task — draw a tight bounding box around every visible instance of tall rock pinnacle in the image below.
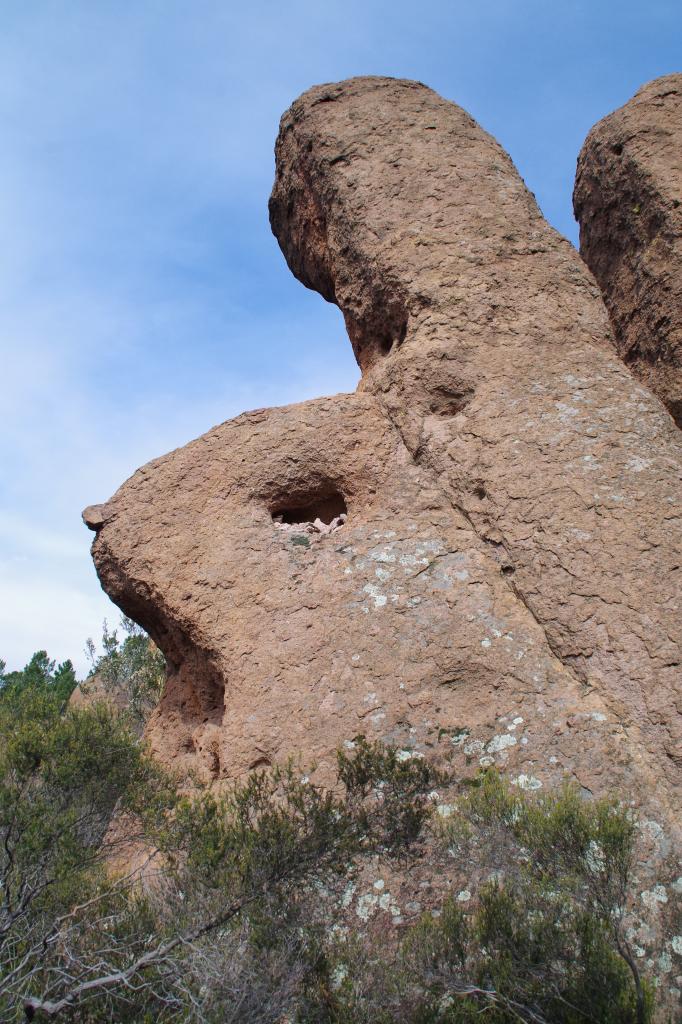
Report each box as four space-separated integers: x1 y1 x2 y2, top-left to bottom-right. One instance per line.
269 77 682 788
574 74 682 425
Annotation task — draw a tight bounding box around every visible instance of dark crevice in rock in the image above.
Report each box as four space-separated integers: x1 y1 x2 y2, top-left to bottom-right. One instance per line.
272 490 348 526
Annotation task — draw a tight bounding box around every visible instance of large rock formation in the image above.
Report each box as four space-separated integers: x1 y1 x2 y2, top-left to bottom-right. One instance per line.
84 76 681 978
574 74 682 425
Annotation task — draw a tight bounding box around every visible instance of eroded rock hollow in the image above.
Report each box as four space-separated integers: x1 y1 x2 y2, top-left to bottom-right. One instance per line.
85 77 681 958
575 73 682 425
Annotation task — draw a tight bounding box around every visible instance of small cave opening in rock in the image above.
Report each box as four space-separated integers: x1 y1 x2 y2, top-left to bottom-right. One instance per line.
271 489 348 536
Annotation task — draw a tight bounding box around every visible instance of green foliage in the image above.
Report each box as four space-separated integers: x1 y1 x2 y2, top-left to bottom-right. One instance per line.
0 685 174 1022
0 701 438 1022
314 770 653 1024
337 739 444 855
0 651 658 1024
85 617 165 726
0 651 77 705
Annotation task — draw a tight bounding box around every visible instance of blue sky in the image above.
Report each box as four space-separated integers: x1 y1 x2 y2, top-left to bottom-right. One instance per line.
1 0 680 674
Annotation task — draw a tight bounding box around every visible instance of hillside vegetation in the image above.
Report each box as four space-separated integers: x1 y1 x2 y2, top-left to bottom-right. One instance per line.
0 625 656 1022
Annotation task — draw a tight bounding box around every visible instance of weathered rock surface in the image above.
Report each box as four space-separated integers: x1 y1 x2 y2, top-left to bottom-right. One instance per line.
86 395 615 796
269 76 682 790
85 76 682 985
574 74 682 425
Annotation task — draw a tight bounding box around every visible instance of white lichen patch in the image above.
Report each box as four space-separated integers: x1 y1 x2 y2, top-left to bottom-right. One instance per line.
641 885 668 909
512 774 543 791
436 804 454 818
356 893 378 921
671 936 682 956
368 546 397 564
415 540 444 557
399 553 420 568
396 748 423 762
330 964 348 991
481 638 492 649
362 583 387 608
463 738 484 756
340 881 356 908
639 820 664 842
456 890 471 903
585 840 605 872
487 734 517 754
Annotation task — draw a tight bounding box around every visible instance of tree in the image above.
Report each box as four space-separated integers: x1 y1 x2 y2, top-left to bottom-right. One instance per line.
0 652 77 705
84 618 165 727
0 650 658 1024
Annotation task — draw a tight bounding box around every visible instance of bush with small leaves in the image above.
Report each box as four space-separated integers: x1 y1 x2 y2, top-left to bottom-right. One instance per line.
84 617 165 727
1 702 438 1022
310 770 654 1024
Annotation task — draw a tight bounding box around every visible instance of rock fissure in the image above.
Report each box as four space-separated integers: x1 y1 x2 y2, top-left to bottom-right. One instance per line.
404 426 588 693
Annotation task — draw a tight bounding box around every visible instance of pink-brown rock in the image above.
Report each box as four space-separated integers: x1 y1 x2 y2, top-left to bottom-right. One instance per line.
269 77 682 793
574 74 682 425
86 78 682 973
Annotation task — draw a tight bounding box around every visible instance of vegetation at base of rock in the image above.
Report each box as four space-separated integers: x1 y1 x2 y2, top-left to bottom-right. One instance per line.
84 617 165 727
315 771 654 1024
0 686 656 1022
0 617 165 730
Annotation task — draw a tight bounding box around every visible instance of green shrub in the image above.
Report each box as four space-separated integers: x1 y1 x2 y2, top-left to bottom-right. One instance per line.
85 617 165 727
0 668 658 1024
313 770 654 1024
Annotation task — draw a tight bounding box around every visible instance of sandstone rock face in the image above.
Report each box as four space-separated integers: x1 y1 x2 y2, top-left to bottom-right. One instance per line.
574 74 682 425
86 77 682 973
269 77 682 792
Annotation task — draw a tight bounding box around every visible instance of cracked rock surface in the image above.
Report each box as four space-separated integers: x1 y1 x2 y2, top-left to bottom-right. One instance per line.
574 73 682 426
86 80 681 963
